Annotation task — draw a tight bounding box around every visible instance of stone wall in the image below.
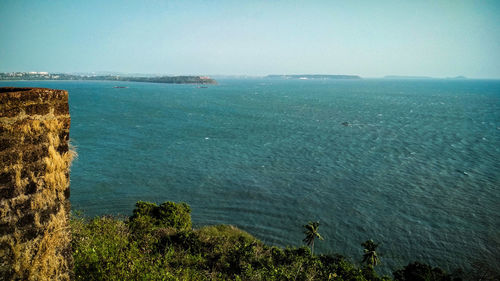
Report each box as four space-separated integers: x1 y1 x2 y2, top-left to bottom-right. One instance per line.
0 87 73 280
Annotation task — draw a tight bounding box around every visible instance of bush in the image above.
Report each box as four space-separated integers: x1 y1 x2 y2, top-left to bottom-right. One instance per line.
71 215 175 281
393 262 460 281
71 200 463 281
128 201 192 233
71 201 374 280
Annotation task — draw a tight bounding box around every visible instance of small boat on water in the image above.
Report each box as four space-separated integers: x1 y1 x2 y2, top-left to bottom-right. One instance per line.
113 86 128 88
197 86 208 88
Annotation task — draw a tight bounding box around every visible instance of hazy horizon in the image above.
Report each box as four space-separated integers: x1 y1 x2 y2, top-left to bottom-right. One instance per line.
1 0 499 79
0 71 486 80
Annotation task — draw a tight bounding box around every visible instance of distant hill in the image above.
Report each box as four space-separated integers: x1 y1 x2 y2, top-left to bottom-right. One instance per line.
0 72 217 84
115 75 217 84
266 74 361 79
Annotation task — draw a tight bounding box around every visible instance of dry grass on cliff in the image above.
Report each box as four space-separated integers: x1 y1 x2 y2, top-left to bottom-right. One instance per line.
1 106 73 280
31 145 73 210
5 208 71 281
30 207 71 281
32 118 74 210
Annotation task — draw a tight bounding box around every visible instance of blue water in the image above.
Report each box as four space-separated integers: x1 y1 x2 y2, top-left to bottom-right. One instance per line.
2 79 499 273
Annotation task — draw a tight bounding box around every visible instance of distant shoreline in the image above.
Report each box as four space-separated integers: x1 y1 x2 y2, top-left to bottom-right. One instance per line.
0 72 217 85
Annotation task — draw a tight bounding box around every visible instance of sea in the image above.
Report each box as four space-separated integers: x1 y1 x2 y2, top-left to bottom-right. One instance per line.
1 78 499 274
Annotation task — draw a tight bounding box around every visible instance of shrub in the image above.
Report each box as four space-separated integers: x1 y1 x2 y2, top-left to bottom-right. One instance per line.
71 201 461 281
71 215 175 281
128 201 192 233
393 262 460 281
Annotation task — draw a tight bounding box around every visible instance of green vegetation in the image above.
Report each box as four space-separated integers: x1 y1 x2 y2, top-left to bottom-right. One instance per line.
71 201 466 281
361 240 380 268
302 221 323 255
393 262 458 281
129 201 192 232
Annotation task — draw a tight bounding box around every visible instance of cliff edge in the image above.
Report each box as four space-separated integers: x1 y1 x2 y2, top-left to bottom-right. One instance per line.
0 87 73 280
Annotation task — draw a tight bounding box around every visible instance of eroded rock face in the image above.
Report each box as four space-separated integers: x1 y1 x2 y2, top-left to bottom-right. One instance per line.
0 87 73 281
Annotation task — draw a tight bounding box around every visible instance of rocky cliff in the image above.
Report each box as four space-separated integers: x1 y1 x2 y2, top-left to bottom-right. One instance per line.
0 87 73 280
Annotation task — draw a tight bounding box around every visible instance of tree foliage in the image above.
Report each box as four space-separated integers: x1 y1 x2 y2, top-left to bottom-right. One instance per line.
362 239 380 267
393 262 462 281
128 201 192 233
71 201 464 281
303 221 324 255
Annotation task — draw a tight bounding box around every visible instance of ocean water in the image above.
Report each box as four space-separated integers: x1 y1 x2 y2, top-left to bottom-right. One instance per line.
2 79 499 273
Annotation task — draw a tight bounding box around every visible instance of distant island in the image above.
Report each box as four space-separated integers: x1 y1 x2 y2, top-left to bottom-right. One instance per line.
0 72 217 84
266 74 361 80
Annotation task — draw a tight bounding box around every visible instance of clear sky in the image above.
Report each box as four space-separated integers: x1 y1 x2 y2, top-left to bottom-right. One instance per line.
1 0 499 78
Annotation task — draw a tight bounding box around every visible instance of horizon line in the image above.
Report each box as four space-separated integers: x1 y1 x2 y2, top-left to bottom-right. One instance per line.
1 71 500 80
